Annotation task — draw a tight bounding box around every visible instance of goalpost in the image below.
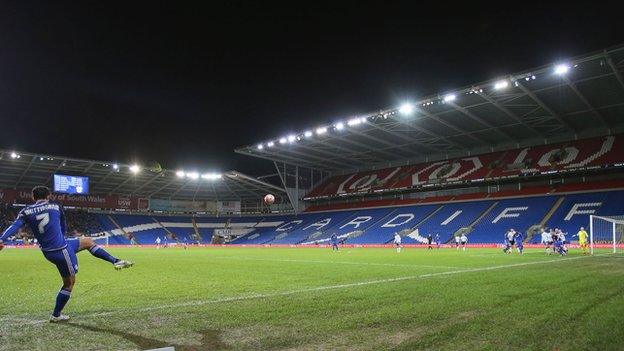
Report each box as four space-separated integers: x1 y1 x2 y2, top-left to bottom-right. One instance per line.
589 215 624 255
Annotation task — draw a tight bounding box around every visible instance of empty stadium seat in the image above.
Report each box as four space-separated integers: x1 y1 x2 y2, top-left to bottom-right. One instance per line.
469 196 558 243
303 207 398 244
305 134 624 200
545 190 624 238
349 204 439 244
270 212 355 244
414 201 494 244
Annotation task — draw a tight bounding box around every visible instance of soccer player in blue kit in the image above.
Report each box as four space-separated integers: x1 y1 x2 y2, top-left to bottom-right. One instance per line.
330 233 339 251
0 186 134 322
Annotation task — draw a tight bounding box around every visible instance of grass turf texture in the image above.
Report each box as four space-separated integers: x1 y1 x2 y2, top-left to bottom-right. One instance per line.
0 247 622 351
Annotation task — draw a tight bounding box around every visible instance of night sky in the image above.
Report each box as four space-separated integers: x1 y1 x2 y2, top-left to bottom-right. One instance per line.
0 2 620 175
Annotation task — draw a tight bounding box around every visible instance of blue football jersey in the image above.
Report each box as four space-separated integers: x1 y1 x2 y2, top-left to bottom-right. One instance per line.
0 200 67 251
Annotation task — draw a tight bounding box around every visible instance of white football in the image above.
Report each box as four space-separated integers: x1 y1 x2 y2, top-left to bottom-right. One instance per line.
264 194 275 205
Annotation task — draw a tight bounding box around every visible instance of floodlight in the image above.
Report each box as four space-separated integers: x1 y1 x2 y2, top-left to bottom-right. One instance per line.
10 152 18 159
347 118 362 126
335 122 345 130
493 80 509 90
443 94 456 102
316 127 328 135
201 173 222 180
267 141 275 147
554 64 570 75
176 170 185 178
257 144 264 150
287 135 296 143
398 103 414 115
187 172 199 180
129 164 141 174
304 131 313 137
279 137 287 144
112 164 119 170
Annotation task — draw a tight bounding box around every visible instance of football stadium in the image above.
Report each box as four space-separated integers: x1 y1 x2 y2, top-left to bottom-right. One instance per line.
1 5 624 351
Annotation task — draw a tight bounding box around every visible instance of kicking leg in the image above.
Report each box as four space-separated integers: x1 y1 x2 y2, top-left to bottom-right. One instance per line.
78 237 133 270
79 237 117 263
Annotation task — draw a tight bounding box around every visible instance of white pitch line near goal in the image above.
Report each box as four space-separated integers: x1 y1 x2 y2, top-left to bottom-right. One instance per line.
465 252 551 258
0 254 599 326
211 256 461 270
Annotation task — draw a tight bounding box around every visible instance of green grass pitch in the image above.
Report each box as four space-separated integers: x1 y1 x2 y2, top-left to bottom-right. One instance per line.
0 246 623 350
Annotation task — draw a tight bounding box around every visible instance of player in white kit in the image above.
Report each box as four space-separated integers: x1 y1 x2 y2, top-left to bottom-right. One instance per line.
393 233 402 253
460 233 468 251
540 228 552 254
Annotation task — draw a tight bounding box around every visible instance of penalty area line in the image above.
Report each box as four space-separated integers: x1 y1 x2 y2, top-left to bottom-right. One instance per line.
0 254 597 326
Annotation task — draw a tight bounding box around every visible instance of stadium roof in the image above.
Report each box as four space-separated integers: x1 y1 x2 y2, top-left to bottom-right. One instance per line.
236 45 624 173
0 149 286 203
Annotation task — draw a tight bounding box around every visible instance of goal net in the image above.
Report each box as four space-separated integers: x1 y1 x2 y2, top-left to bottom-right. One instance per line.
589 215 624 254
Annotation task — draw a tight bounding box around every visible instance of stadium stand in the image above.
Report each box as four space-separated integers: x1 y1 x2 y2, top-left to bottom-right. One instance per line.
0 205 12 231
468 196 557 243
152 216 198 242
1 187 623 246
229 227 273 244
409 201 494 244
270 212 350 244
229 215 293 244
537 190 624 243
113 214 169 244
193 217 230 242
1 132 623 247
65 210 103 235
304 134 624 200
9 187 602 246
301 207 397 244
348 204 438 244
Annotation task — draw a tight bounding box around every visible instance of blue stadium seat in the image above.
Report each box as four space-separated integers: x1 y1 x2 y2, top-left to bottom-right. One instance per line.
414 201 494 244
270 212 351 244
348 205 439 244
229 215 293 244
95 214 118 232
545 190 624 239
469 196 558 243
75 190 624 246
301 207 398 244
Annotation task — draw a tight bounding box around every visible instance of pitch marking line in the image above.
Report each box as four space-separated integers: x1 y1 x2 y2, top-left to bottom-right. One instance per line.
211 256 461 269
0 254 598 326
465 251 562 257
